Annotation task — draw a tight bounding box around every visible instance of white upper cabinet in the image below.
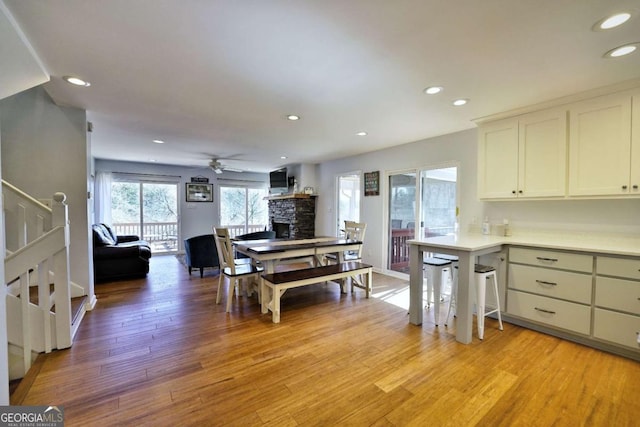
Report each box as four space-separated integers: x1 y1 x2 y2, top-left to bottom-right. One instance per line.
568 93 634 196
631 92 640 194
478 118 519 199
478 108 567 199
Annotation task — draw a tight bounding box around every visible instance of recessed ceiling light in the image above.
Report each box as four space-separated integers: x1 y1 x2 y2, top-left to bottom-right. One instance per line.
356 131 368 136
287 115 300 121
604 43 638 58
594 12 631 30
152 139 165 144
149 159 157 162
280 156 288 160
452 99 468 106
424 86 443 95
63 76 91 87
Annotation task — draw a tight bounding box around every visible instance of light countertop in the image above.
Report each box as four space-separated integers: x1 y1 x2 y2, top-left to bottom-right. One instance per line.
408 232 640 257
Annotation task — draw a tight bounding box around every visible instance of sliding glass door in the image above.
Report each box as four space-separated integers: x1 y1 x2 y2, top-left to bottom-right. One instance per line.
420 167 458 238
111 180 179 253
336 172 361 236
388 172 416 273
387 166 458 274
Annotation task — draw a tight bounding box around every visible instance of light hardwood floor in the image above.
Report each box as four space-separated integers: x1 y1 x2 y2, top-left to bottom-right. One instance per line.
13 255 640 426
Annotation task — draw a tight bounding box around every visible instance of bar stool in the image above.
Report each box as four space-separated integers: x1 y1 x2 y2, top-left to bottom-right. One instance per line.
444 264 504 339
475 264 503 339
434 254 458 304
423 257 452 326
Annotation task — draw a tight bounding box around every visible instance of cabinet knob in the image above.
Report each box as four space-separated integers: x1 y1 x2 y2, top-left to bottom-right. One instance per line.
633 185 638 190
518 190 523 194
512 190 516 194
622 185 628 190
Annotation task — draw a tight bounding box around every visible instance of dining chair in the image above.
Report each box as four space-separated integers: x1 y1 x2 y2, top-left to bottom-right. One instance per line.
213 227 263 312
325 221 369 293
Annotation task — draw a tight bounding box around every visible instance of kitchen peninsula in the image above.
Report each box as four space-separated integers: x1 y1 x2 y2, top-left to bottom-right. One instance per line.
409 232 640 360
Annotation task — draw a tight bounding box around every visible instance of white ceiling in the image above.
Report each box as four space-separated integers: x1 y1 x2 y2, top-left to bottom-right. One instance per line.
4 0 640 173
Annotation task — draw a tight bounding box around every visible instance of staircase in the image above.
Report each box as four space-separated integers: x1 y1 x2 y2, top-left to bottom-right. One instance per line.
3 180 84 380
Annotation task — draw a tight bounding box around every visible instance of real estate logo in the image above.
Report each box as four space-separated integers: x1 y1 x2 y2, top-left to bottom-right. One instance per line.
0 406 64 427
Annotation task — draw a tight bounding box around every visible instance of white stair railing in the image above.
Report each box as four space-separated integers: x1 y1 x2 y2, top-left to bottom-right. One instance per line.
3 181 72 376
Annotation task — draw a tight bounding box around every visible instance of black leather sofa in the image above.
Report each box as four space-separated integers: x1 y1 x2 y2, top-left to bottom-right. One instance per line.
92 223 152 282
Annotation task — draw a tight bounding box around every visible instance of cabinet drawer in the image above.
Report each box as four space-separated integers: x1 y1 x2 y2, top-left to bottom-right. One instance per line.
509 264 592 304
509 247 593 272
507 290 591 335
593 308 640 350
597 256 640 280
595 276 640 315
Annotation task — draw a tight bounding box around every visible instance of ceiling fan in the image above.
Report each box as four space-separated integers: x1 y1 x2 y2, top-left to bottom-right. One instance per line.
208 158 243 174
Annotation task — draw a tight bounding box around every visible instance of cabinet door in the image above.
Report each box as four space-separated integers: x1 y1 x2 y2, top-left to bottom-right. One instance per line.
631 93 640 194
568 93 632 196
518 108 567 198
478 118 518 199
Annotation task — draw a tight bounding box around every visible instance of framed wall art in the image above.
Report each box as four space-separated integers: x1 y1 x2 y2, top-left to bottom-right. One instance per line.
364 171 380 196
186 183 213 202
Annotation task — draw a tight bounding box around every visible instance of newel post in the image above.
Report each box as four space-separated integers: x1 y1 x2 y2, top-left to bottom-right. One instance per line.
51 192 72 349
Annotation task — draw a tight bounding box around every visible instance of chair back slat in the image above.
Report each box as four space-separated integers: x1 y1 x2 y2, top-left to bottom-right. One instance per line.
213 227 236 275
344 221 367 257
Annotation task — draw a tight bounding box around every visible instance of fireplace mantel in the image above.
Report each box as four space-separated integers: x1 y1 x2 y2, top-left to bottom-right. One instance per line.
264 193 317 201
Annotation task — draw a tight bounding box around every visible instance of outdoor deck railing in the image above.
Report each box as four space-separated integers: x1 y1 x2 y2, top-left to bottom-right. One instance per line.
112 223 268 252
389 226 454 271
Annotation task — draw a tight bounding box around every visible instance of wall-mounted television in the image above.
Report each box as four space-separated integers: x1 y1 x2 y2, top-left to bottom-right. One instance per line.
269 168 288 193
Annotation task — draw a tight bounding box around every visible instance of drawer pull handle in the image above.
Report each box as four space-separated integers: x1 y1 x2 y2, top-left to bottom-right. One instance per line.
536 257 558 262
534 307 556 315
536 280 557 286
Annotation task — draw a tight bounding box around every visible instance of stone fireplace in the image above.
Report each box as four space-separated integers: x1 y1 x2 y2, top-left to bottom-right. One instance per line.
267 194 316 239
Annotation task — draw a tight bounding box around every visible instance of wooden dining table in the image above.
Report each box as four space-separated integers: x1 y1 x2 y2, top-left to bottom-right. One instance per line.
234 237 363 278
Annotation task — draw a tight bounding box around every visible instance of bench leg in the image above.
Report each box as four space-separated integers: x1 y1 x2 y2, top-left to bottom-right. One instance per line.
272 285 281 323
261 279 269 314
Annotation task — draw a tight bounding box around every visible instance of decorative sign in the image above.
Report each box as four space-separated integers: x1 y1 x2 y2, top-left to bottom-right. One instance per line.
190 176 209 183
186 183 213 202
364 171 380 196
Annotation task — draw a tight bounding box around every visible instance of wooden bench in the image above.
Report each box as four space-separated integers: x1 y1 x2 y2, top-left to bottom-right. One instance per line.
260 261 373 323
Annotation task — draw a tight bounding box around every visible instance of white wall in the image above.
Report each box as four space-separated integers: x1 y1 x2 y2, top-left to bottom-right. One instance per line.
0 86 93 298
0 115 9 405
95 159 268 248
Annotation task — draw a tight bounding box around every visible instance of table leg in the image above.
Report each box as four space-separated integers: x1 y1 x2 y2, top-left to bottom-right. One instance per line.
409 246 424 325
456 252 474 344
338 252 348 294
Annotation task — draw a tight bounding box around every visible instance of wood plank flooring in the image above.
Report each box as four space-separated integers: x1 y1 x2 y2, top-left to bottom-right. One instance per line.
13 255 640 426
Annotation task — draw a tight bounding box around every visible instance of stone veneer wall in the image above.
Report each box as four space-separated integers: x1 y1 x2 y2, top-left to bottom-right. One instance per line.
268 196 316 239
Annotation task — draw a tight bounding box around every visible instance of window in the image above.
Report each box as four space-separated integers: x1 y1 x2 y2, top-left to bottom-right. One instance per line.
220 186 269 238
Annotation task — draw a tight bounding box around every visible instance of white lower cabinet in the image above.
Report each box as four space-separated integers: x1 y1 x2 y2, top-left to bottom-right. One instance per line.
593 309 640 349
593 256 640 351
509 264 592 304
507 248 640 358
508 290 591 335
507 247 593 336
